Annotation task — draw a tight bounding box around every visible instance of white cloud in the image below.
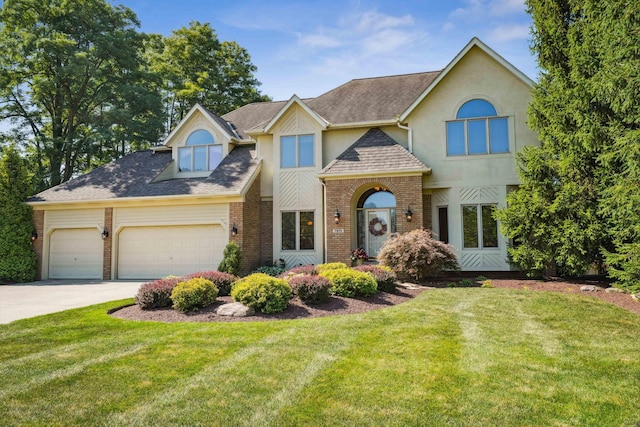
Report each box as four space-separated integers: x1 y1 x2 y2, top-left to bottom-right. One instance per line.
354 10 414 32
487 23 530 42
488 0 526 16
297 32 342 48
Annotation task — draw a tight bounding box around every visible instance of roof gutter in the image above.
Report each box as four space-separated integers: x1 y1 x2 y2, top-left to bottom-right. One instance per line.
397 121 413 153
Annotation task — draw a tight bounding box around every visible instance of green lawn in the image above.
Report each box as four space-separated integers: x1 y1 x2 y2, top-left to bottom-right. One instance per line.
1 289 639 426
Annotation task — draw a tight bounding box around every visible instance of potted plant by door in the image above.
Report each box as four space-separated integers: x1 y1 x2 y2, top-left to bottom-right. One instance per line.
351 247 369 266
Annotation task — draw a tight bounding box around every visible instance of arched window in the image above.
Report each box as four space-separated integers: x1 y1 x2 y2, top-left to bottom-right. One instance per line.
178 130 223 172
446 99 509 156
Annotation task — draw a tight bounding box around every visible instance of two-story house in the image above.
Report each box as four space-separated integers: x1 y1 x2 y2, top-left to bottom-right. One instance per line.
27 38 538 280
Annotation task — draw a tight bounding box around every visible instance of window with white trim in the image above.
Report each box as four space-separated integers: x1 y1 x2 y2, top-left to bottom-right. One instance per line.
446 99 509 156
462 204 498 249
178 130 223 172
281 134 314 168
282 211 315 251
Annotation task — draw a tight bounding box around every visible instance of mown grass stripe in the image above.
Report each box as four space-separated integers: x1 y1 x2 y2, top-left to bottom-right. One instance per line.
248 337 354 426
105 328 299 426
0 343 147 400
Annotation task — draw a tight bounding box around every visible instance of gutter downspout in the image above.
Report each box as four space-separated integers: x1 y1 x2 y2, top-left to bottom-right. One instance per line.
397 121 413 153
318 178 328 263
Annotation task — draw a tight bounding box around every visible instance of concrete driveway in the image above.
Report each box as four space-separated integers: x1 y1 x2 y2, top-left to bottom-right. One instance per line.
0 280 144 324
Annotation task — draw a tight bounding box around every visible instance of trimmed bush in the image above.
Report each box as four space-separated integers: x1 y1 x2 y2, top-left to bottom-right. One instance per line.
231 273 292 314
378 229 459 281
320 268 377 297
316 262 349 274
288 275 331 305
218 241 242 276
253 265 286 277
135 276 184 309
353 265 397 293
185 271 238 296
280 265 318 280
170 278 218 313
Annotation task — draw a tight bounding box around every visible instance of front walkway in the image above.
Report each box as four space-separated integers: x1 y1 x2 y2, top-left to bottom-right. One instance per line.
0 280 143 324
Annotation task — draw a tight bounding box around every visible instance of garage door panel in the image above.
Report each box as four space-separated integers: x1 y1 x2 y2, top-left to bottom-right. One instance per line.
49 229 103 279
118 225 225 279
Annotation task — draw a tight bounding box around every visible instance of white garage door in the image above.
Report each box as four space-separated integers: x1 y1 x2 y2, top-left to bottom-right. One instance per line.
117 225 225 279
49 228 103 279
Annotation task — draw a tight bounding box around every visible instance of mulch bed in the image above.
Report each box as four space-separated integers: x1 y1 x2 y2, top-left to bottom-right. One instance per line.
109 277 639 323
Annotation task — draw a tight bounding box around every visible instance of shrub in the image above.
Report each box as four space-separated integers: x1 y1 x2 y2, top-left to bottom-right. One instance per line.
320 268 377 297
280 265 318 280
185 271 238 296
353 265 397 293
288 275 331 305
135 276 184 309
481 279 495 288
316 262 349 274
231 273 292 314
378 229 459 281
253 265 285 277
170 278 218 313
218 241 242 276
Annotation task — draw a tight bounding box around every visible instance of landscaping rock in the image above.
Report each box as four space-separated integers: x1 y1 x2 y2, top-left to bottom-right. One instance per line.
632 294 639 302
605 287 624 293
580 285 599 292
217 302 255 317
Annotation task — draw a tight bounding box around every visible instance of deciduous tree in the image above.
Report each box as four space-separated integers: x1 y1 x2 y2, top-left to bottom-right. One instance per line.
0 0 164 189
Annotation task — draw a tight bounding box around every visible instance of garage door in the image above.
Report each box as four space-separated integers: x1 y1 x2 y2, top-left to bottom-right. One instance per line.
117 225 225 279
49 228 103 279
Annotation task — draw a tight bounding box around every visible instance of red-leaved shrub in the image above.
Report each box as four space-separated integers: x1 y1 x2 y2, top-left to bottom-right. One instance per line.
135 276 184 309
280 265 318 280
185 271 238 296
378 229 459 281
287 275 331 305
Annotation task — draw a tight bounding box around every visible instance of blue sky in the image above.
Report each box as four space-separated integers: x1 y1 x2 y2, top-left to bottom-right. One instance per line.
113 0 537 101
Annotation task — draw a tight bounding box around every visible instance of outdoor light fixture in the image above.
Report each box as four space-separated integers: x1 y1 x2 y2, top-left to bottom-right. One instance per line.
334 209 341 225
31 230 38 241
101 227 109 240
231 224 238 236
405 206 413 222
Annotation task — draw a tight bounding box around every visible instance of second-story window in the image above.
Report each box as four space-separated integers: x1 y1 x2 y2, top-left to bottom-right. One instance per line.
281 134 314 168
179 130 223 172
446 99 509 156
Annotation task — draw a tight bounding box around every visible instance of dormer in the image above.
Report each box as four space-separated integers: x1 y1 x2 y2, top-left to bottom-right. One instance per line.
162 104 239 179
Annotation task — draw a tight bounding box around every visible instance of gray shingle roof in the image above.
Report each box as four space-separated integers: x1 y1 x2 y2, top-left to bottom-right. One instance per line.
319 128 431 177
29 146 259 203
308 71 441 124
222 71 441 135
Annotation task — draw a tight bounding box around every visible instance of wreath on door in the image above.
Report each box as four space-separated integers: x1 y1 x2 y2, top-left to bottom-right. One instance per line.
368 217 387 237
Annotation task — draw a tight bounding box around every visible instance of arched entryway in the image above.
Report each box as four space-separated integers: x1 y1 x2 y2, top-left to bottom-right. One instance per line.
356 188 396 257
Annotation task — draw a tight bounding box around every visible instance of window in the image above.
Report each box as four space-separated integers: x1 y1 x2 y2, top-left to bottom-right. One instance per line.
462 204 498 249
178 130 223 172
438 207 449 244
446 99 509 156
281 135 314 168
282 211 315 250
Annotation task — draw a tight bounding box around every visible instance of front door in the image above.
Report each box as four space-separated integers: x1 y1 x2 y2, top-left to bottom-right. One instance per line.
366 209 391 257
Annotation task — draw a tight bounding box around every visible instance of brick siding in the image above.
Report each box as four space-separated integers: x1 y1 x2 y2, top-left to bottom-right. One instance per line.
229 173 262 274
324 175 424 264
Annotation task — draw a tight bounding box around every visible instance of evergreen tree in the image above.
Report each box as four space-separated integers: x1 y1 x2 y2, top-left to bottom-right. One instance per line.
0 146 37 283
498 0 640 285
